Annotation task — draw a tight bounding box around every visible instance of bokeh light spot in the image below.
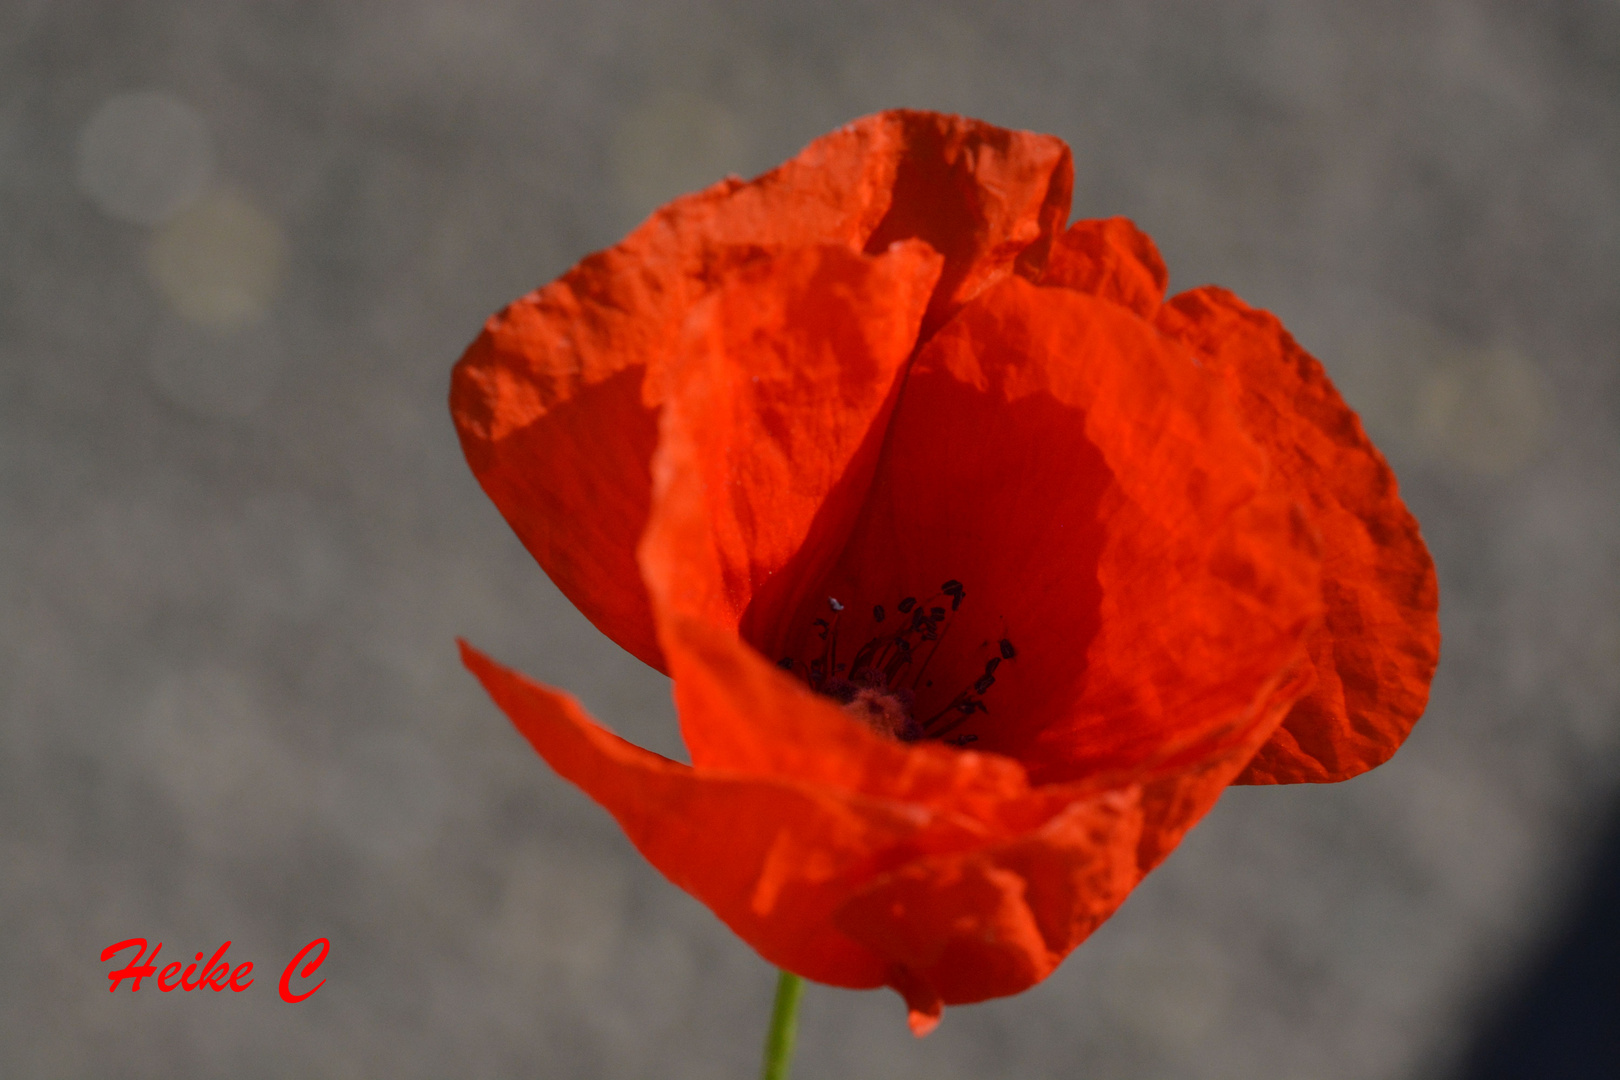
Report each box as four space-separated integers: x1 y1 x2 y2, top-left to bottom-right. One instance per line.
146 188 288 329
75 90 213 226
1415 346 1551 476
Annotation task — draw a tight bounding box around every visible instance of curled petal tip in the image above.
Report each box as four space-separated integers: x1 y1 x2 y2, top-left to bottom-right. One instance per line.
907 1001 943 1038
890 963 945 1036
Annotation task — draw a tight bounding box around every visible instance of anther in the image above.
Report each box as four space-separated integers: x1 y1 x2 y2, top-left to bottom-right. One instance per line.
781 577 1001 750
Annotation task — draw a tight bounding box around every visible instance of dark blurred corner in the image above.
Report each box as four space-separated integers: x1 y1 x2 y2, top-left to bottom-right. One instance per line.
1455 804 1620 1080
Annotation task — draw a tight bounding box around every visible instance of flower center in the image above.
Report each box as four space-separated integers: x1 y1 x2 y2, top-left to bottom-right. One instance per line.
776 580 1016 748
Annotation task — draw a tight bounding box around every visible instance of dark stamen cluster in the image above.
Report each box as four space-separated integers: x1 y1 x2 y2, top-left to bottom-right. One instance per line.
775 581 1015 748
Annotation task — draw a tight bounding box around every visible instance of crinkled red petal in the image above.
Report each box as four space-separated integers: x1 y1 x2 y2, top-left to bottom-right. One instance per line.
1031 216 1169 319
458 635 1145 1010
781 275 1321 786
1155 287 1440 783
450 111 1072 670
635 240 943 658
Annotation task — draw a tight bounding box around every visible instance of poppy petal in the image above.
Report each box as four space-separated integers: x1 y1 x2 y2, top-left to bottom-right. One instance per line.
789 275 1322 785
829 648 1305 1029
459 638 1137 1000
644 613 1175 1016
1033 217 1169 319
1128 652 1314 873
450 110 1073 671
459 640 929 989
834 792 1142 1022
635 240 943 649
855 111 1073 337
658 610 1036 814
1155 287 1441 783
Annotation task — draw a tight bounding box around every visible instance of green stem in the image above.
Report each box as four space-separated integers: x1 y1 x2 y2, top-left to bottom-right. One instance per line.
759 970 805 1080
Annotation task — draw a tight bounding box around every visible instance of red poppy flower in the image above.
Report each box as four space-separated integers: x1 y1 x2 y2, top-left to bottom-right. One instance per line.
450 110 1439 1034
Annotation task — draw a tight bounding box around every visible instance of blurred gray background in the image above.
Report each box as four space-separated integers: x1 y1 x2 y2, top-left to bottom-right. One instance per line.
3 1 1617 1077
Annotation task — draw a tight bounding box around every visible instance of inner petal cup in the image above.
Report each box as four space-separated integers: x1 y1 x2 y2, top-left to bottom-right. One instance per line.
775 276 1322 783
